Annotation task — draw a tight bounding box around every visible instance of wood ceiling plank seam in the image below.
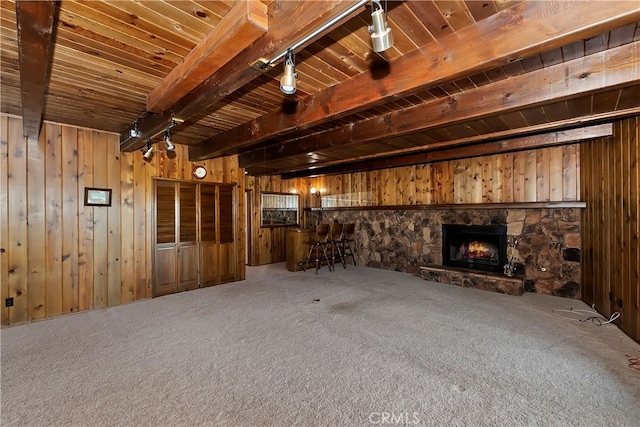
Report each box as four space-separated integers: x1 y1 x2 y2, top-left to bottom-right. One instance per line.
43 88 145 111
464 0 500 22
404 0 454 40
518 106 549 127
432 0 476 32
45 79 146 106
55 24 178 70
450 76 477 92
52 44 162 85
97 0 214 44
385 2 435 48
382 13 423 54
539 100 571 123
162 0 228 27
58 3 192 59
306 39 368 76
294 52 347 86
539 47 564 69
561 40 585 62
56 29 173 78
48 65 154 96
45 86 145 110
191 0 237 21
616 85 640 110
585 31 611 56
592 89 624 115
608 23 638 48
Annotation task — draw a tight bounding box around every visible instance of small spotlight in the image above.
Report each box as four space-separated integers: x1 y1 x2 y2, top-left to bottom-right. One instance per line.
280 48 297 95
369 0 393 52
164 129 175 151
142 141 154 160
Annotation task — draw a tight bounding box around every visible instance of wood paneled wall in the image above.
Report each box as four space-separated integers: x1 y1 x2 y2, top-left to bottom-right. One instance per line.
0 115 245 326
581 116 639 343
246 144 581 265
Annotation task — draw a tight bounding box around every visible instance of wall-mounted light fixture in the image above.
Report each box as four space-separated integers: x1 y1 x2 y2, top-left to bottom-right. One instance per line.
310 187 322 198
280 49 297 95
142 140 154 160
164 128 175 151
369 0 394 52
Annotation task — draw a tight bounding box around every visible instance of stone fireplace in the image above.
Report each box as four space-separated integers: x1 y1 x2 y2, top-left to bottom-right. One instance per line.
442 224 507 273
310 206 582 298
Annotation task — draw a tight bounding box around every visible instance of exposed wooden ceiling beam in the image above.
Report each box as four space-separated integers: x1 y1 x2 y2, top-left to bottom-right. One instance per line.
147 0 268 113
279 123 615 179
120 0 369 151
240 40 640 170
15 0 57 141
191 0 640 161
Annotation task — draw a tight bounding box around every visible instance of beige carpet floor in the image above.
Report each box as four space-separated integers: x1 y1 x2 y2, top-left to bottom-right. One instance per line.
2 263 639 426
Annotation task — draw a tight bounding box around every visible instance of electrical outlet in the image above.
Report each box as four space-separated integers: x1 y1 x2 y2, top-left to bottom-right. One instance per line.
5 297 13 307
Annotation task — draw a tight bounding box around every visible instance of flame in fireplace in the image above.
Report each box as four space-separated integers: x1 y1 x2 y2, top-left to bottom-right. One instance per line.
464 241 493 259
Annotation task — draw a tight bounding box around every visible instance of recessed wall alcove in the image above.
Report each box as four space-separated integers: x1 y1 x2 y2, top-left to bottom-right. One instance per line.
309 203 583 298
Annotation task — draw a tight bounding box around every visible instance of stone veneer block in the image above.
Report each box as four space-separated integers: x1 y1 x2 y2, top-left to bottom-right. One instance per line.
420 265 524 296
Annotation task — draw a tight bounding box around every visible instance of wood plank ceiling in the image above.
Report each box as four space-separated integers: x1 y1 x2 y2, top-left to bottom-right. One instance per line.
1 0 639 177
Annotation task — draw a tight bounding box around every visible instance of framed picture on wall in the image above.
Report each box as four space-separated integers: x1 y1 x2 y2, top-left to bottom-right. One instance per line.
84 187 112 207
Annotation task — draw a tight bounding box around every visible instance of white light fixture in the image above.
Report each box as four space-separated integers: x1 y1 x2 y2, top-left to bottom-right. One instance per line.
164 129 175 151
369 0 393 52
310 187 321 198
142 141 154 160
280 49 297 95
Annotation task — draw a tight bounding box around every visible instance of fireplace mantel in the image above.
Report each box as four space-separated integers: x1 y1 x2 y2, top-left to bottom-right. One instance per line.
307 201 586 212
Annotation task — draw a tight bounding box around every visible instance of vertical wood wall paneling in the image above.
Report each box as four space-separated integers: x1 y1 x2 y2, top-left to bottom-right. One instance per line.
92 131 110 308
482 157 493 203
77 128 94 311
61 125 79 314
107 136 121 306
633 118 640 341
120 151 135 303
0 116 10 325
7 118 28 323
27 123 46 320
563 145 578 200
536 148 550 202
45 123 63 317
581 116 639 343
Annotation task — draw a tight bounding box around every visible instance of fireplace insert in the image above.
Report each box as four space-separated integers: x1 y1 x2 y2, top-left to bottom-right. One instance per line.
442 224 507 273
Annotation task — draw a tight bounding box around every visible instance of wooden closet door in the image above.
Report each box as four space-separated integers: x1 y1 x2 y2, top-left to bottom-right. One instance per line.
218 185 237 284
178 183 198 292
154 181 177 296
199 184 218 287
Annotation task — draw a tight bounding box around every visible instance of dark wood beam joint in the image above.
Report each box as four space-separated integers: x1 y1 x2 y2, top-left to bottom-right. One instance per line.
15 0 58 141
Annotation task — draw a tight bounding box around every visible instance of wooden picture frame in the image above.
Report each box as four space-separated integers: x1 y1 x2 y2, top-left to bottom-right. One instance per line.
84 187 112 207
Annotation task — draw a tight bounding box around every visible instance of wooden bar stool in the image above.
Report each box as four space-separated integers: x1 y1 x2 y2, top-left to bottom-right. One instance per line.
341 223 357 266
330 222 346 269
303 223 333 274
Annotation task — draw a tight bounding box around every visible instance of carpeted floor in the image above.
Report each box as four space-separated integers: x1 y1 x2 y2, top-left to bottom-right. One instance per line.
2 263 639 426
